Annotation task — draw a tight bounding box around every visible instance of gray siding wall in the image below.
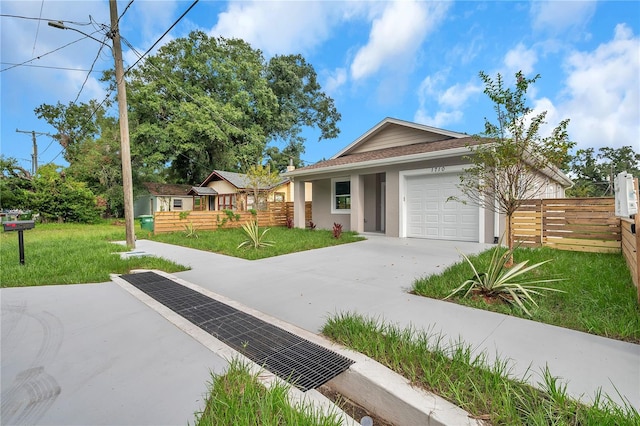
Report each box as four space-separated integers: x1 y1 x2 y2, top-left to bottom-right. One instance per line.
311 179 351 231
348 125 452 154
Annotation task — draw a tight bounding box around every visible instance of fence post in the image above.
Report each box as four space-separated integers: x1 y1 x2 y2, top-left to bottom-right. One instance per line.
635 178 640 305
540 199 544 246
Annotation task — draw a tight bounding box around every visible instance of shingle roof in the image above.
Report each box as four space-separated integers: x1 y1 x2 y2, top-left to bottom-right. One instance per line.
188 186 217 196
296 136 482 171
142 182 192 196
201 170 289 190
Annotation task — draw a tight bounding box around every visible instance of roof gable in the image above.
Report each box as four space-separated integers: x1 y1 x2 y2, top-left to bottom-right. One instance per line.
333 117 468 158
200 170 289 190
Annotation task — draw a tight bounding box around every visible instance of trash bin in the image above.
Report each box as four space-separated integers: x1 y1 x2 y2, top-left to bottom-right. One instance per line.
139 215 154 232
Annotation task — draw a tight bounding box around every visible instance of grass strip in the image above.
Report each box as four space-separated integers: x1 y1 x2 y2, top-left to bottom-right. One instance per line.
195 359 343 426
412 246 640 343
1 222 186 287
150 226 365 260
322 312 640 426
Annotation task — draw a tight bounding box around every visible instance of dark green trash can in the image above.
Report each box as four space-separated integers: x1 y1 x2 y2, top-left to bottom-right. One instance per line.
139 215 154 232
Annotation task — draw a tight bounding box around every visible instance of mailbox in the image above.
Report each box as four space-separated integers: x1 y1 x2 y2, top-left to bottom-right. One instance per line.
3 220 35 265
3 220 36 232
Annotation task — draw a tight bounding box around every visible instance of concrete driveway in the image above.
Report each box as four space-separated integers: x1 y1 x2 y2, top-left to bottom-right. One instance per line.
2 235 639 425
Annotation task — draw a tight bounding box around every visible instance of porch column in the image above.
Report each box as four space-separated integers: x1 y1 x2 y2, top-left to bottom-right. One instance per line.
293 179 306 229
350 174 364 233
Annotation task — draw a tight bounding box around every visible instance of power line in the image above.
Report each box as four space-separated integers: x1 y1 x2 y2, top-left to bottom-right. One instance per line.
0 62 105 72
72 40 109 104
0 14 91 26
31 0 45 57
119 0 135 22
0 29 106 73
126 0 199 72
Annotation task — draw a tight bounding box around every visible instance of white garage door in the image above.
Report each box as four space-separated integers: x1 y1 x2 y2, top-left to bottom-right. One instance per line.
406 173 478 241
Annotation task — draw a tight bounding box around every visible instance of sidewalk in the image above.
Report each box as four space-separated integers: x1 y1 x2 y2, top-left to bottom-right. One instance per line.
135 235 640 410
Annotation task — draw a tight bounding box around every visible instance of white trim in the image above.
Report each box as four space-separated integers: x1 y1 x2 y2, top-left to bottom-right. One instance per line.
399 165 478 241
331 177 351 215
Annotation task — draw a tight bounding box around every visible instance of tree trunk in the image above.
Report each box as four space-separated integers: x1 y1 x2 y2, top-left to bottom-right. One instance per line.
505 213 514 267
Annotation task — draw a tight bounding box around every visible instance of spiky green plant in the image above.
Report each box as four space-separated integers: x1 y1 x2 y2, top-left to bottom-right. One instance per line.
237 220 274 249
184 221 199 238
446 238 565 316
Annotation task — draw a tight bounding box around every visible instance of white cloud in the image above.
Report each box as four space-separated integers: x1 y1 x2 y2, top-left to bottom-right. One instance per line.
211 1 341 56
350 1 449 80
504 43 538 76
439 83 483 109
414 110 463 128
556 24 640 150
530 1 596 35
324 68 348 94
414 72 481 129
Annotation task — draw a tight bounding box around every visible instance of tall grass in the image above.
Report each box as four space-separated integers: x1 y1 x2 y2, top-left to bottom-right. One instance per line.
1 222 186 287
323 312 640 425
151 227 365 260
413 246 640 343
195 359 343 426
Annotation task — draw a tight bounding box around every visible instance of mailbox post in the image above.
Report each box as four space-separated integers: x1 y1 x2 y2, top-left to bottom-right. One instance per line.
3 220 36 265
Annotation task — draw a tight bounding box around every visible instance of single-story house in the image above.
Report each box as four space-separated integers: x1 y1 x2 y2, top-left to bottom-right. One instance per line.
189 169 311 211
284 117 572 243
133 182 194 217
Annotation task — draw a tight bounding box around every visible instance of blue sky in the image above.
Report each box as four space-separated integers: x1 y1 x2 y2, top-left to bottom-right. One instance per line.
2 0 639 175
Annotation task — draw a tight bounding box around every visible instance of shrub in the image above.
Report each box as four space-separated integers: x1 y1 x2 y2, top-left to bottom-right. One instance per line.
308 220 316 230
446 237 565 316
237 220 274 249
184 221 198 238
332 223 343 239
285 217 294 229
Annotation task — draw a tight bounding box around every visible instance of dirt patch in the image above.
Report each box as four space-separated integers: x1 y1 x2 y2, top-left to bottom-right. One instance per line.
317 385 395 426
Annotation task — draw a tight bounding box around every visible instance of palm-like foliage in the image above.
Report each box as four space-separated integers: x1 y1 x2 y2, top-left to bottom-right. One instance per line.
446 240 565 316
237 220 274 249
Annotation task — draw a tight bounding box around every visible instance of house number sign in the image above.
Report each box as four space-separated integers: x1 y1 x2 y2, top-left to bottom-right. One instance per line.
431 166 446 173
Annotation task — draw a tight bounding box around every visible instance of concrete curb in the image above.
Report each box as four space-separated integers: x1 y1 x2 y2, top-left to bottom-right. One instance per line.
112 270 480 426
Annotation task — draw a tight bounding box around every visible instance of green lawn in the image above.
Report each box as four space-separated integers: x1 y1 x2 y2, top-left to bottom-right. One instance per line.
196 359 343 426
413 246 640 343
149 226 365 260
323 312 639 425
0 221 186 287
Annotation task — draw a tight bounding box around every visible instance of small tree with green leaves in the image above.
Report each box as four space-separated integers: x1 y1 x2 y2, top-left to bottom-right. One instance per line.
455 71 574 259
244 161 282 211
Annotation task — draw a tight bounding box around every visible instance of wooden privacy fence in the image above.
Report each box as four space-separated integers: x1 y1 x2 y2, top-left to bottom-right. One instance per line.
511 198 621 253
153 202 312 234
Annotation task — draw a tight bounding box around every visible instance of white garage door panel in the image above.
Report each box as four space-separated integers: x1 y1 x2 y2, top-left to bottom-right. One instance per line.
406 173 478 242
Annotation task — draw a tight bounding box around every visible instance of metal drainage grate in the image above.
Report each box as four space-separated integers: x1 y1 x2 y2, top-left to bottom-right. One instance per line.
120 271 354 391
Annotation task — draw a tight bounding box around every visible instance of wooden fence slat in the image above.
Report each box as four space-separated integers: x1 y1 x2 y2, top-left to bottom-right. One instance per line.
512 197 621 254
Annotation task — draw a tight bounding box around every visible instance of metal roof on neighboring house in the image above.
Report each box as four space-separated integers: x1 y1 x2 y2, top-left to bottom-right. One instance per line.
187 186 218 196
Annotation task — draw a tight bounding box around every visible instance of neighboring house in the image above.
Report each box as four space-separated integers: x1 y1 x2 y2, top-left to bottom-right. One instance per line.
284 117 572 243
189 169 310 211
133 182 193 217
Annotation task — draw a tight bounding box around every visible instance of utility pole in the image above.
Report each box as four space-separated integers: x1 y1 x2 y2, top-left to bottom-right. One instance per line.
16 129 53 175
109 0 136 249
47 5 136 248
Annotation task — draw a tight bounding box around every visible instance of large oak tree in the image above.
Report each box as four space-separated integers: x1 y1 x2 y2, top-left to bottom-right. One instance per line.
125 31 341 182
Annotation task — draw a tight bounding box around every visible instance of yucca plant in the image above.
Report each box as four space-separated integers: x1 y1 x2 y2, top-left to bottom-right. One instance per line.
445 237 565 316
237 220 274 249
184 221 199 238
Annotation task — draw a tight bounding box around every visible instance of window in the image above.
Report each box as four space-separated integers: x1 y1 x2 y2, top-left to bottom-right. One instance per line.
173 198 183 209
332 178 351 214
273 192 285 203
218 194 236 210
